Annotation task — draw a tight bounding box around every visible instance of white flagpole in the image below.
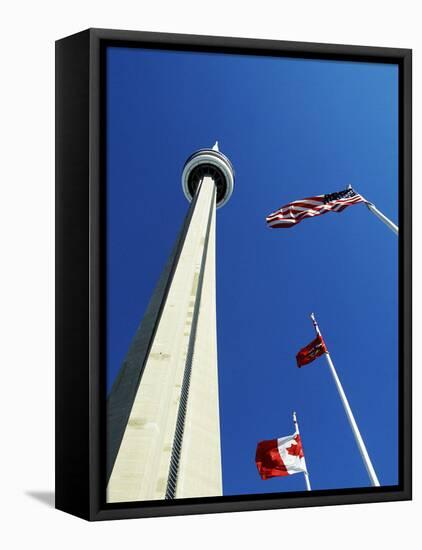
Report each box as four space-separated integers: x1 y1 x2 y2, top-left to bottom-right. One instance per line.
310 313 380 487
293 411 311 491
351 186 398 235
365 201 398 235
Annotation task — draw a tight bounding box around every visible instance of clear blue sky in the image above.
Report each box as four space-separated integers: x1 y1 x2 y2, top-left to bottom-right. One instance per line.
106 46 398 495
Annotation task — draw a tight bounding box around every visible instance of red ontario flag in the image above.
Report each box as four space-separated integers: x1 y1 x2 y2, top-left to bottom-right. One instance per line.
296 335 327 367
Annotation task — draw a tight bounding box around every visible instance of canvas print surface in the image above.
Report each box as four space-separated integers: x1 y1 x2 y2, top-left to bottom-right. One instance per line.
105 46 398 503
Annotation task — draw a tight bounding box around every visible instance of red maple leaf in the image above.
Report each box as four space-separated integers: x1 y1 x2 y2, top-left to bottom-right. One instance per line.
286 435 304 458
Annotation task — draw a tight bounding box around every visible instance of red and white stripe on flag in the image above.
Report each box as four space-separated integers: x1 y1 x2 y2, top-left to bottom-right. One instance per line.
266 188 364 229
255 434 307 480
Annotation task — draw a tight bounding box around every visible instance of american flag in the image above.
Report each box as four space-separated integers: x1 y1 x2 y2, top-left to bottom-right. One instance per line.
266 187 365 229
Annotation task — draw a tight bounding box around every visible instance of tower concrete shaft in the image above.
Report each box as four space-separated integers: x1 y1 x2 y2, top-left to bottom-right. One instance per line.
107 176 222 502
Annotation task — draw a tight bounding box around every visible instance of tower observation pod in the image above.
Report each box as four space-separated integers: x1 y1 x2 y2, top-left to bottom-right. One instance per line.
106 143 234 503
181 141 235 208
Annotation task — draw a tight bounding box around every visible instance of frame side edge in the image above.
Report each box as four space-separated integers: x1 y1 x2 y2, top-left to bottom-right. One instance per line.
55 29 91 520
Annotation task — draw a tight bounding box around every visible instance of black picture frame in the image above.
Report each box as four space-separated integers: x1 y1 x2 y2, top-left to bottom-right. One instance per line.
55 28 412 521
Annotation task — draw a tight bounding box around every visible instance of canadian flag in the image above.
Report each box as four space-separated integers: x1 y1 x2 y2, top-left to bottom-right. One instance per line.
255 433 307 480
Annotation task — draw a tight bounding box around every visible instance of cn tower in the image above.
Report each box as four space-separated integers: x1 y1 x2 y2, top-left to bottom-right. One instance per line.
107 143 235 502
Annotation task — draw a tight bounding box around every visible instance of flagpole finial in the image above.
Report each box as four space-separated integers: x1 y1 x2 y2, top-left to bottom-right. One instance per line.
310 312 322 337
212 141 219 151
